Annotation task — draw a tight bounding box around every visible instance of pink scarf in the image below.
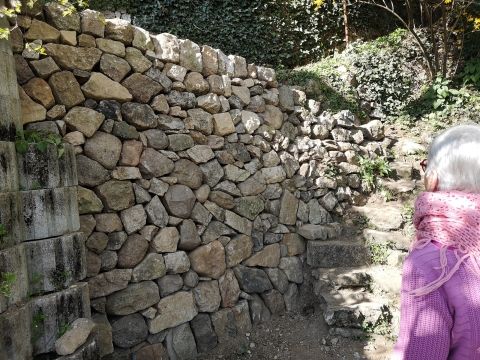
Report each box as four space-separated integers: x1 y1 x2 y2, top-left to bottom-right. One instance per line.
410 191 480 296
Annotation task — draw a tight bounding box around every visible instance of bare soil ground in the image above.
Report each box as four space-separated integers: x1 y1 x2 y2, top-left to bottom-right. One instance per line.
199 311 395 360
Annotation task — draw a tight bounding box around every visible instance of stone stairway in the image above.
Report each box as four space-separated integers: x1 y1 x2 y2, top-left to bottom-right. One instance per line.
306 153 421 339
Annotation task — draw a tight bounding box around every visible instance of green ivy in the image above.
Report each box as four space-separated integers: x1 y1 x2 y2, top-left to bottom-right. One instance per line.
0 272 16 298
89 0 396 68
15 130 65 158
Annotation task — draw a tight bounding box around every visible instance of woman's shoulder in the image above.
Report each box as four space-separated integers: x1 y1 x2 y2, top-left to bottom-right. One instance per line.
404 243 458 280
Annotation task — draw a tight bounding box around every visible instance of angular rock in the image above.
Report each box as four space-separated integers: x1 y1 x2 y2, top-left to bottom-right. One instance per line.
145 196 169 227
186 145 215 164
279 257 303 284
120 205 147 234
84 132 122 169
30 57 60 79
279 191 299 225
157 274 183 297
97 38 126 57
23 77 55 109
179 219 201 251
100 54 131 82
249 294 271 325
189 240 226 279
243 244 280 268
179 39 202 72
139 148 174 178
234 196 264 221
44 2 81 31
122 73 163 103
96 180 134 211
164 251 190 274
143 129 168 150
106 281 160 315
64 107 105 138
200 160 224 188
193 280 221 312
117 234 149 268
78 186 103 214
185 108 213 135
164 185 196 218
166 323 198 360
132 253 166 282
191 314 218 353
152 227 179 253
225 235 253 267
122 102 157 130
218 269 241 308
48 71 85 108
152 33 180 63
225 210 252 236
44 44 102 71
19 88 47 124
55 318 95 356
82 73 133 102
261 289 285 315
264 268 289 294
81 9 105 37
111 313 148 349
105 18 134 44
241 110 261 134
77 155 110 187
233 265 272 293
184 72 209 95
125 47 152 73
149 291 197 333
171 159 202 189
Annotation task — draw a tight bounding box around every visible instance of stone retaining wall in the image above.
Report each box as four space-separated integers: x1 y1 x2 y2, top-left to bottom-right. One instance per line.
11 3 387 358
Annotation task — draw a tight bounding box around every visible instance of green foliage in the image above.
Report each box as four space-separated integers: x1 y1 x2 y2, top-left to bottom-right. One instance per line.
0 272 16 297
31 310 45 343
49 268 70 289
0 224 7 238
403 204 414 226
462 59 480 88
324 162 340 179
368 241 391 265
358 156 392 191
362 305 393 336
424 77 471 110
118 0 395 68
15 130 65 158
58 322 72 337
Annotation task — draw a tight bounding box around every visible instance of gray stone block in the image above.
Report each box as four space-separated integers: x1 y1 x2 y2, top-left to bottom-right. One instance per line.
21 186 80 241
17 143 78 191
0 192 25 250
25 232 87 296
307 240 368 268
0 244 28 314
31 282 90 355
0 305 32 360
0 141 19 192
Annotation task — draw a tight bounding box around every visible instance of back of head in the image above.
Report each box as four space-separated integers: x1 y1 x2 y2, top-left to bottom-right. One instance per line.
427 124 480 193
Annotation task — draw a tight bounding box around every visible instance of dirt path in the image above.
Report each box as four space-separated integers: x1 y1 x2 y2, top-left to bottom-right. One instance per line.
199 311 395 360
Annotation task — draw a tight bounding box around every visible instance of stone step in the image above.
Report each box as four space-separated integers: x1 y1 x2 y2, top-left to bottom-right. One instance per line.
297 223 342 241
321 289 390 329
0 304 32 360
390 161 414 180
21 186 80 241
0 141 19 193
381 179 416 194
0 244 28 314
25 232 87 296
31 282 90 356
363 229 410 251
351 204 404 231
17 143 77 191
312 266 372 291
307 240 369 268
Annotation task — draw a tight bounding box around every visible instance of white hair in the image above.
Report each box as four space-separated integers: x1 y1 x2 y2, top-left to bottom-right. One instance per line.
427 124 480 193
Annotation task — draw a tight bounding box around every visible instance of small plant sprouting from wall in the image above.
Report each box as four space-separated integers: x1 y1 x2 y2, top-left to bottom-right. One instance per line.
15 130 65 158
0 272 16 298
58 322 72 337
0 224 7 238
50 268 71 289
31 310 46 343
358 156 392 190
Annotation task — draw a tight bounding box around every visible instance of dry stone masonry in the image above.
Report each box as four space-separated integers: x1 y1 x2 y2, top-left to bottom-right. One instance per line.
9 2 390 358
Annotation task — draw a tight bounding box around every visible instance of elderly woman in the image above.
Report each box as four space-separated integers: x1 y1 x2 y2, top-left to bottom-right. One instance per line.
393 124 480 359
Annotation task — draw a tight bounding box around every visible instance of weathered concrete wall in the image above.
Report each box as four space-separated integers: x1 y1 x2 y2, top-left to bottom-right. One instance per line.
10 2 388 358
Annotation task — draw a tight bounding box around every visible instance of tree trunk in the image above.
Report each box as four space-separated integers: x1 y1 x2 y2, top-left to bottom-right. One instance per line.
0 0 22 141
343 0 350 45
